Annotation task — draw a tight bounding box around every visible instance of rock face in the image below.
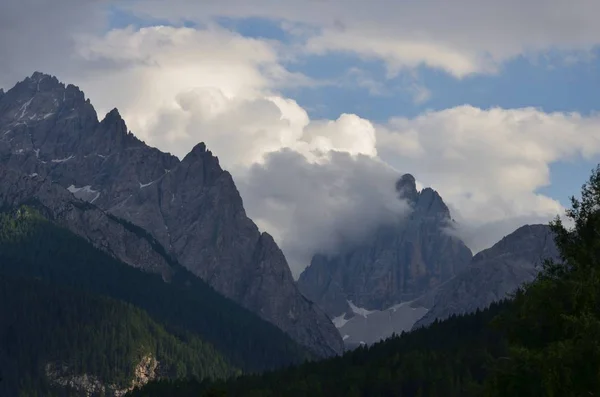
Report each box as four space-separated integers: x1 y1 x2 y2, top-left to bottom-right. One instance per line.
0 72 343 357
413 224 559 329
45 354 159 397
0 165 175 279
297 173 473 319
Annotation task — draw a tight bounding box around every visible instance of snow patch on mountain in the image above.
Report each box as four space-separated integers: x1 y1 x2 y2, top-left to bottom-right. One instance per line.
338 300 429 348
67 185 100 203
348 301 374 318
332 314 350 328
51 155 74 163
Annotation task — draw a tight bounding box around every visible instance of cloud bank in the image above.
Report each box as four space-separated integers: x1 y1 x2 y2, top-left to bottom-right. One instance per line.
2 0 600 276
129 0 600 77
237 150 411 276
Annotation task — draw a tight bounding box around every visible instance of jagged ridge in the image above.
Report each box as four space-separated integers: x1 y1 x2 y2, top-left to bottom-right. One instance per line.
0 72 343 357
413 223 560 329
298 173 473 319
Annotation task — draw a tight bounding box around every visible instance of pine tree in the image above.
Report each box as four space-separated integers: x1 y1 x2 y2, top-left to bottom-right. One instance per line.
485 165 600 396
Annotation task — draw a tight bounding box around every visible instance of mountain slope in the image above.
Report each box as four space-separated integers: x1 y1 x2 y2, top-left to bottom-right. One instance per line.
0 205 310 374
0 273 234 397
0 164 175 278
413 223 559 329
0 72 343 356
128 163 600 397
128 300 512 397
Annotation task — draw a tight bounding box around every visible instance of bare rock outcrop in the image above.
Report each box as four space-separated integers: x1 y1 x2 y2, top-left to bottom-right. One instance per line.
45 354 159 397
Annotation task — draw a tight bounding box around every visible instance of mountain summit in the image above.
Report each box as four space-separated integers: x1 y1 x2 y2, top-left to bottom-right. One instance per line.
297 174 472 322
0 72 343 357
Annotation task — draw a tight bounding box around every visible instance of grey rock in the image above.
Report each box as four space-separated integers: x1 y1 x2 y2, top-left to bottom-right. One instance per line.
45 353 160 397
0 72 343 357
413 224 559 329
297 173 473 318
0 165 174 279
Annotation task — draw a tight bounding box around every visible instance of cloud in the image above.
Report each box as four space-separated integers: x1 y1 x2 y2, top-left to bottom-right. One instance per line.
63 24 386 168
409 84 432 105
300 114 378 158
127 0 600 77
304 31 487 78
376 106 600 251
0 0 113 89
65 25 314 164
4 0 600 278
342 68 390 97
237 150 411 278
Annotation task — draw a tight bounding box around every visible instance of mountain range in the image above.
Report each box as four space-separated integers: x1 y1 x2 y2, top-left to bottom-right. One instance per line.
0 72 342 358
413 223 559 330
298 173 558 346
0 72 565 396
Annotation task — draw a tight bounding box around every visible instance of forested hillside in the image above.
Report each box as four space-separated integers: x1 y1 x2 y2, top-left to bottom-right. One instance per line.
0 273 233 396
129 300 510 397
0 205 310 395
130 166 600 396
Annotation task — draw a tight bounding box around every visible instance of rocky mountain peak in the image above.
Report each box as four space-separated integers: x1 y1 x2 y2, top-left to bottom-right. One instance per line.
396 173 418 202
0 72 344 357
30 71 55 82
24 72 64 92
182 142 220 164
298 175 473 327
175 142 226 189
98 108 144 152
395 174 449 218
472 224 556 263
414 187 450 218
0 72 97 129
14 72 87 110
188 141 207 154
102 108 123 123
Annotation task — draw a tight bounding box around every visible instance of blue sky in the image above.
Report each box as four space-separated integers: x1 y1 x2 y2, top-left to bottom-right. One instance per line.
282 53 600 205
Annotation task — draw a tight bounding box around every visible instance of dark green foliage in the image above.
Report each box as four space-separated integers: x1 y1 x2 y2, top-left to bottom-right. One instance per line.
129 301 511 397
483 165 600 396
0 273 233 396
0 206 309 380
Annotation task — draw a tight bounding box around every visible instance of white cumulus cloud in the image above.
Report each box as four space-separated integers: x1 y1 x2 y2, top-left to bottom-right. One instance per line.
3 0 600 277
237 150 411 277
377 106 600 251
